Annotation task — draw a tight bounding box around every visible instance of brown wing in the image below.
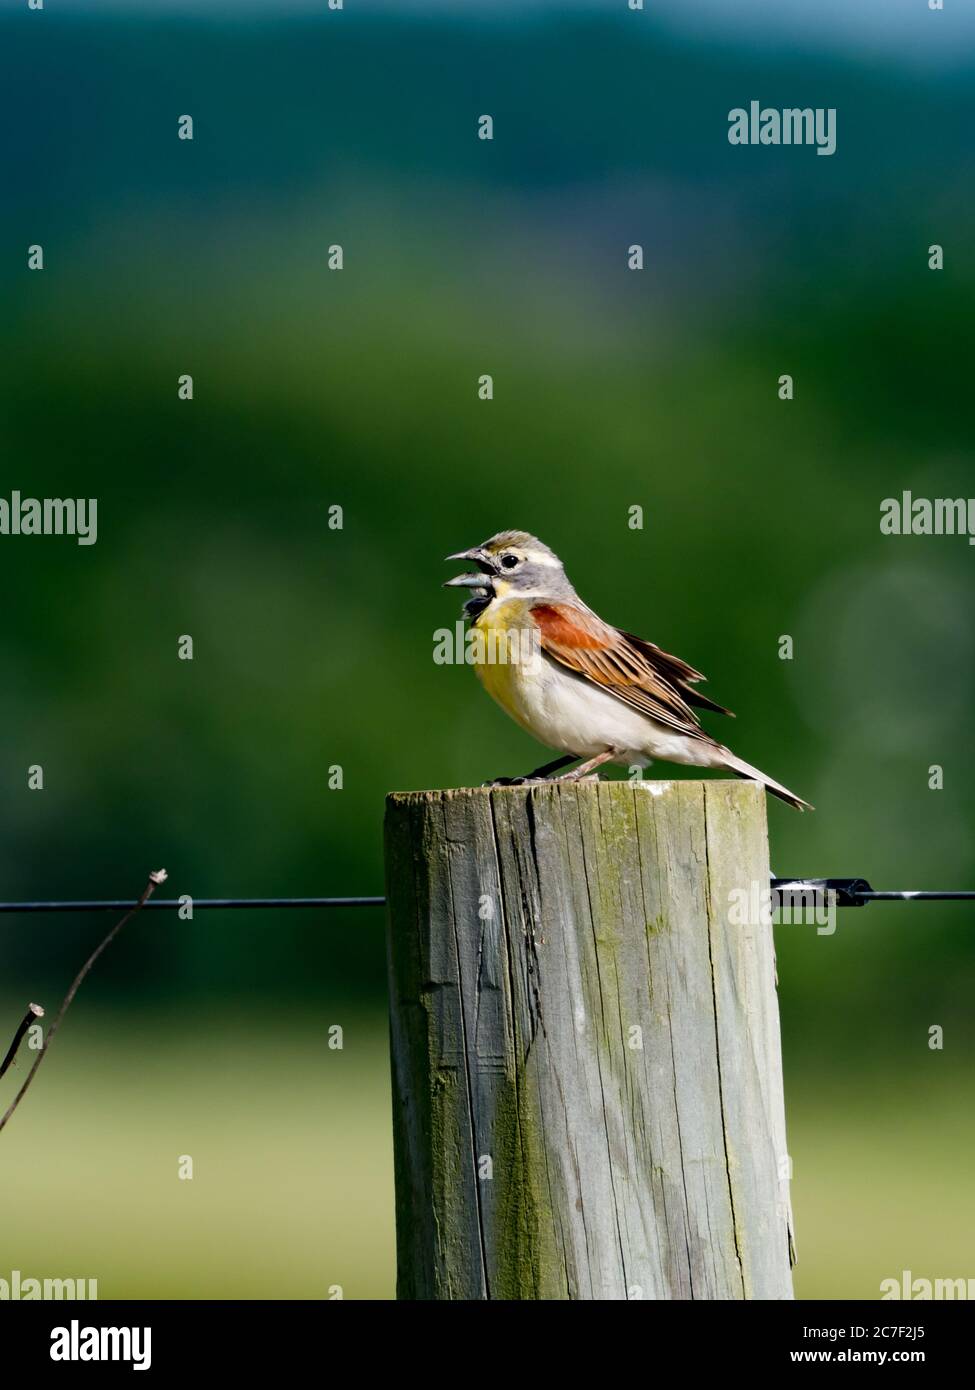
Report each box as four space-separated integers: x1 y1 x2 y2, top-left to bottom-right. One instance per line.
531 603 732 741
619 631 734 717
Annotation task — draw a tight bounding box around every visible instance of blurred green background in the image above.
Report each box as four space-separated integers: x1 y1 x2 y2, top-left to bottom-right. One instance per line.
1 1 974 1299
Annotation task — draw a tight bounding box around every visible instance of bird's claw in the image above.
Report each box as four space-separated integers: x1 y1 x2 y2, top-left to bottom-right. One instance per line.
483 756 584 788
483 775 554 787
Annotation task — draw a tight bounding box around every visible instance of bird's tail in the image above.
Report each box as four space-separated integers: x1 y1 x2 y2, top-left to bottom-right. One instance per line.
716 748 813 812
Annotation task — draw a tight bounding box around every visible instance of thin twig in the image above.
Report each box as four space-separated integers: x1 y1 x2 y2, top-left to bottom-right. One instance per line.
0 1003 45 1081
0 869 167 1136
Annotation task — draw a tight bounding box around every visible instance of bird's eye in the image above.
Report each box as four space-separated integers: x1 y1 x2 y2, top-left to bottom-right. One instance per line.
500 553 519 570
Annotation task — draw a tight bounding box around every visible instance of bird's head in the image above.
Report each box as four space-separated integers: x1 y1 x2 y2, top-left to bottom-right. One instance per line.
444 530 573 615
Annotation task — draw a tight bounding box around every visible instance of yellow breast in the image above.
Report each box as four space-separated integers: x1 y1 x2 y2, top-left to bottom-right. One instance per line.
470 597 536 727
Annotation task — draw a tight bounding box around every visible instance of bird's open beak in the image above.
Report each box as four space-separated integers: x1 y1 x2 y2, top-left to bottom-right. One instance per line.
443 572 487 588
443 547 496 588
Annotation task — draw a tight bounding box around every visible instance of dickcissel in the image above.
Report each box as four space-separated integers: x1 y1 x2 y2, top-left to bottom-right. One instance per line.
445 530 811 810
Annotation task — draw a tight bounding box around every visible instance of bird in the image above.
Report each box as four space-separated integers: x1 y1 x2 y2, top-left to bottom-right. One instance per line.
444 529 812 810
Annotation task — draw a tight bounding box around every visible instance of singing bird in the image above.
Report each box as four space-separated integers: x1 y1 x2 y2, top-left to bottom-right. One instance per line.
445 530 812 810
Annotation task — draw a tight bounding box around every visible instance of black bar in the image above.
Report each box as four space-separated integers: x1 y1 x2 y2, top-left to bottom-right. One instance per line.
0 1297 964 1369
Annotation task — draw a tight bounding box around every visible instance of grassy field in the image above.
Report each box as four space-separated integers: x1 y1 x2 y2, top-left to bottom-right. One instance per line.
2 1006 971 1300
0 1010 395 1300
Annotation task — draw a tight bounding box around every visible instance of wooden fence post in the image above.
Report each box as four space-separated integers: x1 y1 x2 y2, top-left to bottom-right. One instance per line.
384 778 794 1300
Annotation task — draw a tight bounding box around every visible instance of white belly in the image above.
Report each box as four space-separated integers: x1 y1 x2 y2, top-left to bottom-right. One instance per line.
486 652 715 768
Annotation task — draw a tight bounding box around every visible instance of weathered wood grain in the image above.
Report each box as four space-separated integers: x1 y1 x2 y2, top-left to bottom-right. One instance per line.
384 779 794 1300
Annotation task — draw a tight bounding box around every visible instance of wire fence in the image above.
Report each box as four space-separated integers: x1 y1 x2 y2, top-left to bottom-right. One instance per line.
1 871 971 1135
1 881 973 913
0 897 384 914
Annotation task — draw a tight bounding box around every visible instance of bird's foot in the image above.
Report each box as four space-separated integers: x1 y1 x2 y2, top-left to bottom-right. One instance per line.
484 754 581 787
556 750 618 781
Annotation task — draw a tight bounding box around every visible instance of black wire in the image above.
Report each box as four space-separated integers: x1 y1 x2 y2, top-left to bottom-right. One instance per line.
0 897 386 914
0 889 973 913
858 891 975 902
